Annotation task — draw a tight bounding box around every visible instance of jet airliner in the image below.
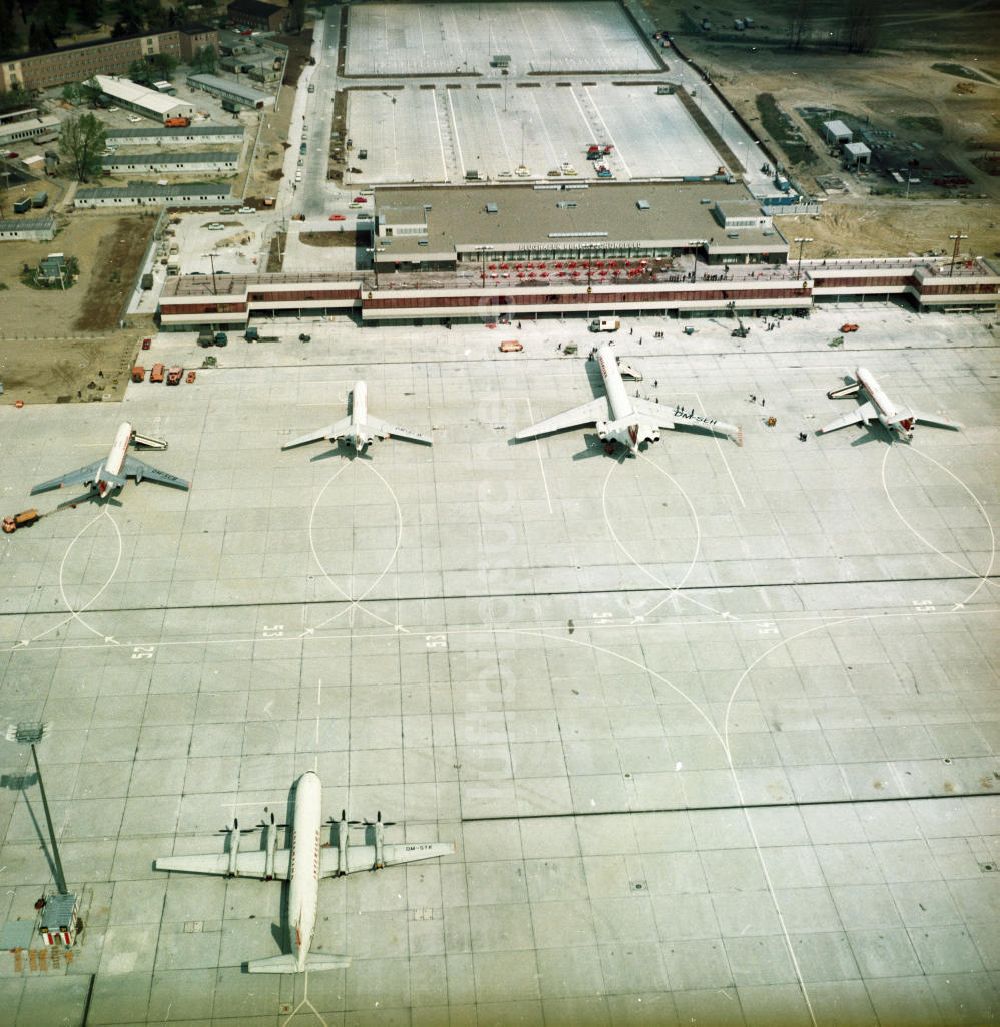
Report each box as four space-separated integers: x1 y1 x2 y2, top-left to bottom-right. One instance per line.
155 772 454 973
819 367 962 441
282 381 431 454
30 422 189 499
515 343 740 454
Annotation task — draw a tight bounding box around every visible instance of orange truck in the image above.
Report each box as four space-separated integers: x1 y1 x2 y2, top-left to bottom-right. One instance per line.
2 509 40 534
164 116 190 128
150 363 165 383
132 365 146 383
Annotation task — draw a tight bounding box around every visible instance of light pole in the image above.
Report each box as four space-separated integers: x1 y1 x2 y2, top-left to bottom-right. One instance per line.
794 236 812 278
206 252 217 295
9 722 68 896
948 231 968 277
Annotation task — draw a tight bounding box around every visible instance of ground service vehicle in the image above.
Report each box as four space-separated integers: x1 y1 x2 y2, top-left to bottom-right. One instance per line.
500 339 523 353
132 366 146 383
150 363 165 383
166 366 183 386
841 323 859 332
214 332 228 347
198 331 214 348
589 317 620 332
165 117 190 127
244 326 259 341
2 509 40 534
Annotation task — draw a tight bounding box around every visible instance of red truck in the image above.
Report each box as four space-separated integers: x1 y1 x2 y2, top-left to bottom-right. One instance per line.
150 363 165 383
164 116 190 128
132 365 146 383
166 366 183 386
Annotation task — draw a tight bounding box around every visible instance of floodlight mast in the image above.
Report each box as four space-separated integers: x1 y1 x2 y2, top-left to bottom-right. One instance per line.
793 237 813 278
8 722 68 895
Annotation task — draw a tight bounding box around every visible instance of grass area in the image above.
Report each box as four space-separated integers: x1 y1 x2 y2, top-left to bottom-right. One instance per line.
757 93 817 168
931 62 991 83
895 115 943 134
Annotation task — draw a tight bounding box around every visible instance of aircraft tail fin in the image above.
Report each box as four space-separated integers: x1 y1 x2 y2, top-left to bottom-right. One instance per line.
247 952 351 974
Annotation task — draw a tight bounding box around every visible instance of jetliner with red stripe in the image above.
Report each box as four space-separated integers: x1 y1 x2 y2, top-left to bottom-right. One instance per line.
155 772 454 974
819 367 962 441
515 343 740 455
30 422 189 499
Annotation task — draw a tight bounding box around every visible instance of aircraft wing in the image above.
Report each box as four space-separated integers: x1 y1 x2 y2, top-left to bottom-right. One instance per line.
155 848 290 879
124 456 190 490
282 416 352 450
514 397 610 440
30 461 103 495
819 401 876 434
630 399 740 439
320 840 455 876
363 416 432 445
913 411 963 431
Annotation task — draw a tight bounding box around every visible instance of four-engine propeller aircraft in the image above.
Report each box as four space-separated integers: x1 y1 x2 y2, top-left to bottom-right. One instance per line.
155 772 454 974
282 381 432 454
30 421 189 499
819 367 962 441
514 343 740 455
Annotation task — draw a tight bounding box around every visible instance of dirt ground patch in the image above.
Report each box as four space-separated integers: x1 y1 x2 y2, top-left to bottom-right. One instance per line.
645 0 1000 258
0 212 154 405
300 230 358 248
244 84 296 205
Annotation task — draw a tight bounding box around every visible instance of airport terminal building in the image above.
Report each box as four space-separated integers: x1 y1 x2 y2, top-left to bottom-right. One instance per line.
373 182 789 272
157 184 999 329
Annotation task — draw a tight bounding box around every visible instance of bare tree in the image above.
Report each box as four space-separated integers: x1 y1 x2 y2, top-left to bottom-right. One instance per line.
788 0 814 51
844 0 883 53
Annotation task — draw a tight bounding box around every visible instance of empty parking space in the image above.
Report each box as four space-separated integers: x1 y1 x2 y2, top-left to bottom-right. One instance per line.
347 88 447 184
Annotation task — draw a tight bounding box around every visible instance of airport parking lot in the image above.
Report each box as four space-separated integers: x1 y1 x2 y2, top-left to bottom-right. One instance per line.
345 1 659 77
0 306 997 1023
349 81 722 184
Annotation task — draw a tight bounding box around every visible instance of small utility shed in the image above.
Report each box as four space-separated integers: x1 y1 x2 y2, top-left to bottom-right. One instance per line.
844 141 871 167
823 119 853 145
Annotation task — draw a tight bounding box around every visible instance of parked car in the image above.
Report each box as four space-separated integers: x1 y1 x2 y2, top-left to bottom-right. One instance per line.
4 151 18 158
353 195 368 203
107 106 119 112
127 115 142 123
238 206 255 213
357 213 373 220
328 213 346 221
206 222 225 230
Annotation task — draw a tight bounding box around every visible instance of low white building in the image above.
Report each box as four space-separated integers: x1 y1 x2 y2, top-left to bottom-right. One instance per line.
0 216 55 241
101 150 240 173
0 113 60 146
105 125 244 147
93 75 194 124
844 141 871 167
823 119 853 145
75 181 232 208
